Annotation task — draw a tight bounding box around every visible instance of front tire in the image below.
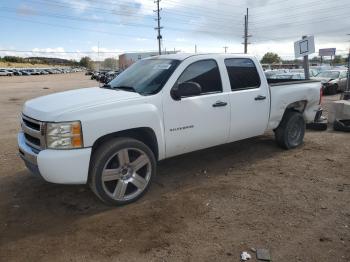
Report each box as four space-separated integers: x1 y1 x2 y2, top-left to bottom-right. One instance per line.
89 138 156 206
275 111 305 149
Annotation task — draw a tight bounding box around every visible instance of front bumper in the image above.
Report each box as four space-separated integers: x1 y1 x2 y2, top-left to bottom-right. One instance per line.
18 132 92 184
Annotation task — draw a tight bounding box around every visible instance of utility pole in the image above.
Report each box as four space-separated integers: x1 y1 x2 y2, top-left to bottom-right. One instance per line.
154 0 163 55
223 46 228 53
242 8 250 54
343 34 350 100
195 44 197 53
302 35 310 80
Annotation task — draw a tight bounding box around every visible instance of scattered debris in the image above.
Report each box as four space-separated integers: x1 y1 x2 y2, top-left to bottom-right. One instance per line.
240 251 251 261
319 237 332 242
256 248 271 261
306 121 328 131
334 119 350 132
9 97 20 102
250 247 256 253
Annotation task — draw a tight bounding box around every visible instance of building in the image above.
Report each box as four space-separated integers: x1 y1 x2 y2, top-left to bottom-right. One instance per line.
119 51 177 70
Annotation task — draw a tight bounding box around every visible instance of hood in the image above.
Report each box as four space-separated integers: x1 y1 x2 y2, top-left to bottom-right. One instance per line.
23 87 141 121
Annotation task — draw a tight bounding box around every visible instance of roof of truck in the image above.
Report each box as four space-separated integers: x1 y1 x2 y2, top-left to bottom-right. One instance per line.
147 53 255 61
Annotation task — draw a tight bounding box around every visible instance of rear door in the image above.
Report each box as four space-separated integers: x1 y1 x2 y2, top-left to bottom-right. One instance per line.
224 58 270 142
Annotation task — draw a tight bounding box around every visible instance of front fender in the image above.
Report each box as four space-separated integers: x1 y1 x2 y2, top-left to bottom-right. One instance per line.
58 102 165 160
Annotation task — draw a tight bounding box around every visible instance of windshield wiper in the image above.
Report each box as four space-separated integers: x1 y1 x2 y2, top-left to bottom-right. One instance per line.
114 85 138 93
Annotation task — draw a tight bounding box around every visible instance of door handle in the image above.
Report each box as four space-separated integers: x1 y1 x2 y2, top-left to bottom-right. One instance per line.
212 101 228 107
255 95 266 101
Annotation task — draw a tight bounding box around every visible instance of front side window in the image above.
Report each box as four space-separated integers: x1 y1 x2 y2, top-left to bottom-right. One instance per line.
177 60 222 94
224 58 261 91
107 59 180 95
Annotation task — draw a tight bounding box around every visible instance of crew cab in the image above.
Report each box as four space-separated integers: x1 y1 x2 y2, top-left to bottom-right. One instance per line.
18 54 322 205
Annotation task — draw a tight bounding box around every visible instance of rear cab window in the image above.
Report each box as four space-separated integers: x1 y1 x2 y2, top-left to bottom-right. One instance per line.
224 58 261 91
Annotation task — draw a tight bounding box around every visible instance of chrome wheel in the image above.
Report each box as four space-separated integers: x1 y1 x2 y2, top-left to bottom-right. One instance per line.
101 148 152 201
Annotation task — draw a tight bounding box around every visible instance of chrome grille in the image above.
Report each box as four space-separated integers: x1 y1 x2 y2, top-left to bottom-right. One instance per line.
21 114 45 151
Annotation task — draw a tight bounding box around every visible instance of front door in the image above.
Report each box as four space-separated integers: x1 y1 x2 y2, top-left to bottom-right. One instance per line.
163 59 230 158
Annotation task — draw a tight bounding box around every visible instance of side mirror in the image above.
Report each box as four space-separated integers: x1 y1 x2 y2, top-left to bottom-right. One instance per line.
171 82 202 101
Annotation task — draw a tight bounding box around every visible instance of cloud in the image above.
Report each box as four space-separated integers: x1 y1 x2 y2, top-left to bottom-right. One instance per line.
7 0 349 59
16 4 37 16
60 0 91 13
136 37 149 41
175 38 186 42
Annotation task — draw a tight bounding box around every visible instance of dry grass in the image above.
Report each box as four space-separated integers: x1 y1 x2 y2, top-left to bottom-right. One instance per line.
0 61 59 68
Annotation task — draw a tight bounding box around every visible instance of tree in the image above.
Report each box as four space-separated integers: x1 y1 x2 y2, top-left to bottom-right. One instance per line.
333 55 344 65
260 52 281 64
102 58 118 70
79 56 93 69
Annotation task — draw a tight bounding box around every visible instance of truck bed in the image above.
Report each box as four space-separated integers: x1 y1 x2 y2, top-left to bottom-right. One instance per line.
268 79 320 86
267 80 321 130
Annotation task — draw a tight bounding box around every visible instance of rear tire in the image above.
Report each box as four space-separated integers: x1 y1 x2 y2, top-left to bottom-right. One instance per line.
89 138 156 206
275 111 305 149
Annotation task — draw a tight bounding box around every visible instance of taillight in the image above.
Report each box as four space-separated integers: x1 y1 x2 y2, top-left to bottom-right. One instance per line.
319 86 323 105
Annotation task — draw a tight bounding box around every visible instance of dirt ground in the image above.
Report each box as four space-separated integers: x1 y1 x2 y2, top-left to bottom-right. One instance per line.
0 73 349 262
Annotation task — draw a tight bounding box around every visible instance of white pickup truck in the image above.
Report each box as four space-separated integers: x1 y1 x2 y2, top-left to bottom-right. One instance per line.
18 54 322 205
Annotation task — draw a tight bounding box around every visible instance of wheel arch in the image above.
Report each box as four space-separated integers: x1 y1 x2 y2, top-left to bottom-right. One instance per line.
285 100 307 114
91 127 159 161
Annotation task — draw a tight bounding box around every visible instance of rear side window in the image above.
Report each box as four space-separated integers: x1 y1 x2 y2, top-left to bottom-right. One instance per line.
177 60 222 94
224 58 261 91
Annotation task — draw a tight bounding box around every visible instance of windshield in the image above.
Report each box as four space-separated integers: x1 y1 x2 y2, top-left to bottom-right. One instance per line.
107 59 180 95
317 71 340 79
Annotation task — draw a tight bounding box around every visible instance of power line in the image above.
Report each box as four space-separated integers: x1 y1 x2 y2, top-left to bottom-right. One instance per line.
0 15 149 38
0 49 157 54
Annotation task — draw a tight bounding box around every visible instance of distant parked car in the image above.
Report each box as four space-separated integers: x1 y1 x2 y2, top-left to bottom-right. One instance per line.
269 73 305 80
289 69 318 77
101 71 119 83
20 70 31 76
6 69 22 76
264 69 289 79
26 69 40 75
91 72 101 80
313 70 348 95
39 70 49 75
0 69 13 76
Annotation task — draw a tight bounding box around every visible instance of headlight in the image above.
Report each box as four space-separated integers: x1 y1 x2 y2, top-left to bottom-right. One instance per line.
46 121 83 149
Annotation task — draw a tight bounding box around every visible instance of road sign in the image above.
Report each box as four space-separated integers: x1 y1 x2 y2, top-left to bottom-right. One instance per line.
294 36 315 58
319 48 336 56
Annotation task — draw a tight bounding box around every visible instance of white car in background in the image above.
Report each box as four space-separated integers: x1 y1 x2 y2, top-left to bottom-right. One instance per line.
0 69 14 76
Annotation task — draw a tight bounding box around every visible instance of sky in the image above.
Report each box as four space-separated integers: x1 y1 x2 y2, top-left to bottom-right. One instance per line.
0 0 349 61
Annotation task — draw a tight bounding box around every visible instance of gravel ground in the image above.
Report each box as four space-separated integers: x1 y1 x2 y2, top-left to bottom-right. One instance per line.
0 73 349 262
